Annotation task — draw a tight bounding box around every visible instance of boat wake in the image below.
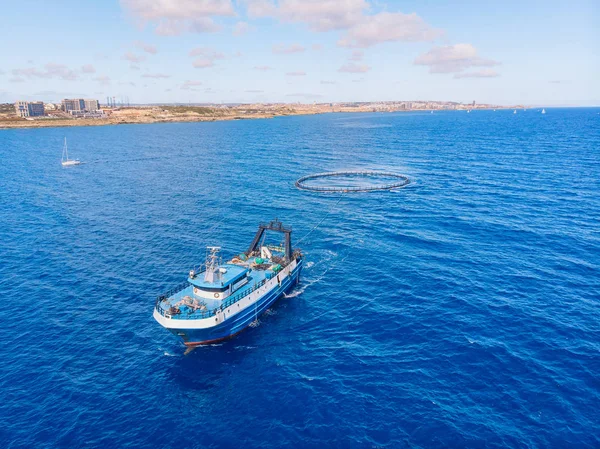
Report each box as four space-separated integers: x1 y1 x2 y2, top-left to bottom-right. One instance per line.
284 249 348 299
283 287 306 298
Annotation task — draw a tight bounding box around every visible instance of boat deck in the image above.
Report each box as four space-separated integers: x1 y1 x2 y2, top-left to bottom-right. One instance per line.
188 263 248 289
156 266 274 319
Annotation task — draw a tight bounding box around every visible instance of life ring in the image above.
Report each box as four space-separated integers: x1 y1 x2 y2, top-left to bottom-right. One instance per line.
214 293 219 298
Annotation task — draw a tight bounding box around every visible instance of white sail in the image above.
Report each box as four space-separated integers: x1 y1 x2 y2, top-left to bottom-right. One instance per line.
61 137 81 166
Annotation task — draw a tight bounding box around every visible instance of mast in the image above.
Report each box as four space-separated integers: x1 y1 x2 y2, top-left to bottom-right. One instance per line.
204 246 222 283
63 138 68 162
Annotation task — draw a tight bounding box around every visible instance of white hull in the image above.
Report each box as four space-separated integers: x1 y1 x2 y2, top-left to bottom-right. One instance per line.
61 160 81 166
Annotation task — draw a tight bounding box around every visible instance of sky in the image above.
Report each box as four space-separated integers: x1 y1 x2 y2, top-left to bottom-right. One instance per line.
0 0 598 106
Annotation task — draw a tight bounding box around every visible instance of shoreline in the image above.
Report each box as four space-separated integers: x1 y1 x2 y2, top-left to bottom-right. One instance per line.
0 106 517 130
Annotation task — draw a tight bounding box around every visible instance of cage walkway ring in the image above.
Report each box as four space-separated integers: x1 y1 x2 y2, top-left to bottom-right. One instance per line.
295 171 410 193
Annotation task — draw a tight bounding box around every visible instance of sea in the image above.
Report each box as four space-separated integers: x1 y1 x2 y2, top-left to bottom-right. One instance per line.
0 108 598 449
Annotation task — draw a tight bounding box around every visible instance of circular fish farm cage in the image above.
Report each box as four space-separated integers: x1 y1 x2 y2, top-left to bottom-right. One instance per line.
295 171 410 193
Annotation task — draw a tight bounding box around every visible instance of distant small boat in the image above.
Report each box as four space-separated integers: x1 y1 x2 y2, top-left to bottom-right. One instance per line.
513 110 517 114
61 138 81 167
542 109 546 114
430 111 433 114
467 110 471 113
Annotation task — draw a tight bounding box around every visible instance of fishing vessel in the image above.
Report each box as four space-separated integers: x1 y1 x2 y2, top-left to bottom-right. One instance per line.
61 138 81 167
153 220 303 346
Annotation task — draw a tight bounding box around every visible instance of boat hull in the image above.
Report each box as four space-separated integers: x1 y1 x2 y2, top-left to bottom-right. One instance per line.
156 259 303 346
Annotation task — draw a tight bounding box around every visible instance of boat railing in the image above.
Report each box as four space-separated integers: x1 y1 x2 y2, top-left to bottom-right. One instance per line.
155 271 277 320
156 280 190 304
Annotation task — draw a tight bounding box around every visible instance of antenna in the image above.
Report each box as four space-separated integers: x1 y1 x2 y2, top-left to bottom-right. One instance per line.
204 247 222 284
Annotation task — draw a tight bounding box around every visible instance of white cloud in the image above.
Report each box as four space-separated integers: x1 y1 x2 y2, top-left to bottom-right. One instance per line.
189 47 225 59
454 69 499 79
123 52 145 63
9 77 25 83
254 65 273 71
246 1 439 50
338 12 442 48
135 41 158 54
338 62 370 73
181 80 203 90
120 0 235 35
81 64 96 73
320 80 336 84
192 59 214 68
233 21 254 36
414 44 500 74
189 47 225 69
286 71 306 76
141 73 171 78
12 63 79 80
247 0 367 32
272 43 305 54
245 89 264 93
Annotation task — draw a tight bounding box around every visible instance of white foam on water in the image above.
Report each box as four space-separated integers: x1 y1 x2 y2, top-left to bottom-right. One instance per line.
466 336 478 344
283 287 306 298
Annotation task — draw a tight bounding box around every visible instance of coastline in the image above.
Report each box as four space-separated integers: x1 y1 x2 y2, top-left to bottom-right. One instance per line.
0 111 318 130
0 104 514 130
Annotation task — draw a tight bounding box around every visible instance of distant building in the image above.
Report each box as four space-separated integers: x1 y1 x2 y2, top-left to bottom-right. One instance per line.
62 98 100 114
84 99 100 112
62 98 85 112
14 101 45 118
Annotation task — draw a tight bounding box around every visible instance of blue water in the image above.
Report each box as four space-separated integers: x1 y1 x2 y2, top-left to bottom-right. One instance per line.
1 109 599 448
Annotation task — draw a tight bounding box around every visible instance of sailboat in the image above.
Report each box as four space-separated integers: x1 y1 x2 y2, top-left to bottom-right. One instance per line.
61 138 81 167
513 110 517 114
542 109 546 114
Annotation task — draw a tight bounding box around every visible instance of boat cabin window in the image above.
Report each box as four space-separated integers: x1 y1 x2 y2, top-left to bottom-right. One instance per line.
194 286 228 293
